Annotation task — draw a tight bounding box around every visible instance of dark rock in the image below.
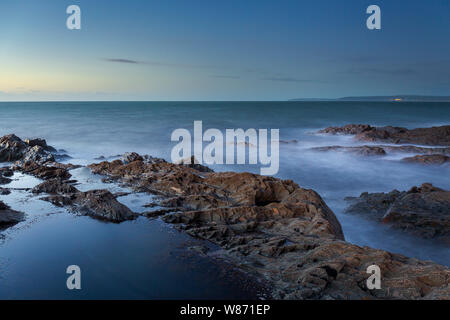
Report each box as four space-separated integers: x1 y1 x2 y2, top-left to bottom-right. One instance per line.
0 187 11 195
73 190 137 222
20 161 72 180
402 154 450 165
87 156 450 299
312 146 387 156
0 134 28 162
345 183 450 243
122 152 144 164
25 138 57 152
319 124 450 146
32 178 78 194
0 200 25 228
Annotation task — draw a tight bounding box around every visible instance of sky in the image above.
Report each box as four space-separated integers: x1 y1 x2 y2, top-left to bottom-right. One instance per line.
0 0 449 101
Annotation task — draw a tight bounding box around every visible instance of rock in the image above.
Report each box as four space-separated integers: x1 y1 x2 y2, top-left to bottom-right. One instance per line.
33 179 136 222
32 178 78 194
0 168 14 177
319 124 373 135
312 146 387 156
319 124 450 146
19 161 72 180
402 154 450 165
175 155 214 173
345 190 402 219
0 187 11 195
121 152 144 164
0 200 25 229
0 134 56 165
25 138 57 152
382 184 450 241
0 134 28 162
345 184 450 243
73 190 137 222
87 155 450 299
0 176 12 185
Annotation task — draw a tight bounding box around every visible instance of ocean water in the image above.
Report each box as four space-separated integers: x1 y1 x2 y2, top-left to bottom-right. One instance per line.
0 101 449 299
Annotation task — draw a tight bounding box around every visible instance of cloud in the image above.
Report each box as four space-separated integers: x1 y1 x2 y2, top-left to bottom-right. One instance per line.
262 77 319 83
102 58 219 70
210 75 241 79
345 67 417 75
103 58 142 64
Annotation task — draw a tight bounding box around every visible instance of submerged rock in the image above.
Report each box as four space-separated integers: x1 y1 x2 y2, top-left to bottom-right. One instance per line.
88 153 450 299
0 200 25 229
319 124 450 146
402 154 450 165
345 183 450 243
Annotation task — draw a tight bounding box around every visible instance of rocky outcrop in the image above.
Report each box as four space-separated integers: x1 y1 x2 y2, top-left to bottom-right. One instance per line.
402 154 450 165
319 124 450 146
0 200 25 229
17 161 72 180
345 184 450 243
311 146 386 156
33 178 136 222
0 134 56 165
88 154 450 299
312 145 450 157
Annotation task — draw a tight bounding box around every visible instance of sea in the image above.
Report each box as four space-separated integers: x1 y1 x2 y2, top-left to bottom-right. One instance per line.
0 101 449 299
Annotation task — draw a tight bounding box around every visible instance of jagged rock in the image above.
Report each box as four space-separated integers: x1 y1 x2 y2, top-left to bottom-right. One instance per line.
402 154 450 165
0 187 11 195
72 190 137 222
312 146 387 156
25 138 57 152
0 134 56 165
19 161 71 180
345 184 450 242
0 200 25 228
0 134 28 162
175 155 214 173
319 124 450 146
122 152 144 164
88 155 450 299
32 178 78 194
33 179 136 222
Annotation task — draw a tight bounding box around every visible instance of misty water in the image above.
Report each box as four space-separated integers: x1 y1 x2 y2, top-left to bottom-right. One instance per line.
0 101 449 299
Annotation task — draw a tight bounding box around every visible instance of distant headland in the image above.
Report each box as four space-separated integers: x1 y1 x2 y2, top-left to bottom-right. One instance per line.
289 95 450 102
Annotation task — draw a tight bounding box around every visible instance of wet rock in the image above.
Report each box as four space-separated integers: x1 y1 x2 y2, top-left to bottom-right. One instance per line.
312 146 387 156
32 178 78 194
345 184 450 243
0 134 56 165
24 138 57 152
175 155 214 173
73 190 137 222
319 124 450 146
19 161 72 180
33 179 136 222
0 168 14 177
122 152 144 164
402 154 450 165
0 134 28 162
0 176 12 185
87 155 450 299
0 187 11 195
0 200 25 229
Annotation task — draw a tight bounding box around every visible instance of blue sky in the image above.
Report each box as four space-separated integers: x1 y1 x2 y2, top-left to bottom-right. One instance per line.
0 0 449 101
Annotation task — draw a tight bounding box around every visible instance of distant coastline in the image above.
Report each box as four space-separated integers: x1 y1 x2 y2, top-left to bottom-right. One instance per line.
289 95 450 102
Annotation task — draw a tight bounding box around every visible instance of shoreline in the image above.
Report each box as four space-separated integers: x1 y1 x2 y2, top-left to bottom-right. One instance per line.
0 127 449 299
